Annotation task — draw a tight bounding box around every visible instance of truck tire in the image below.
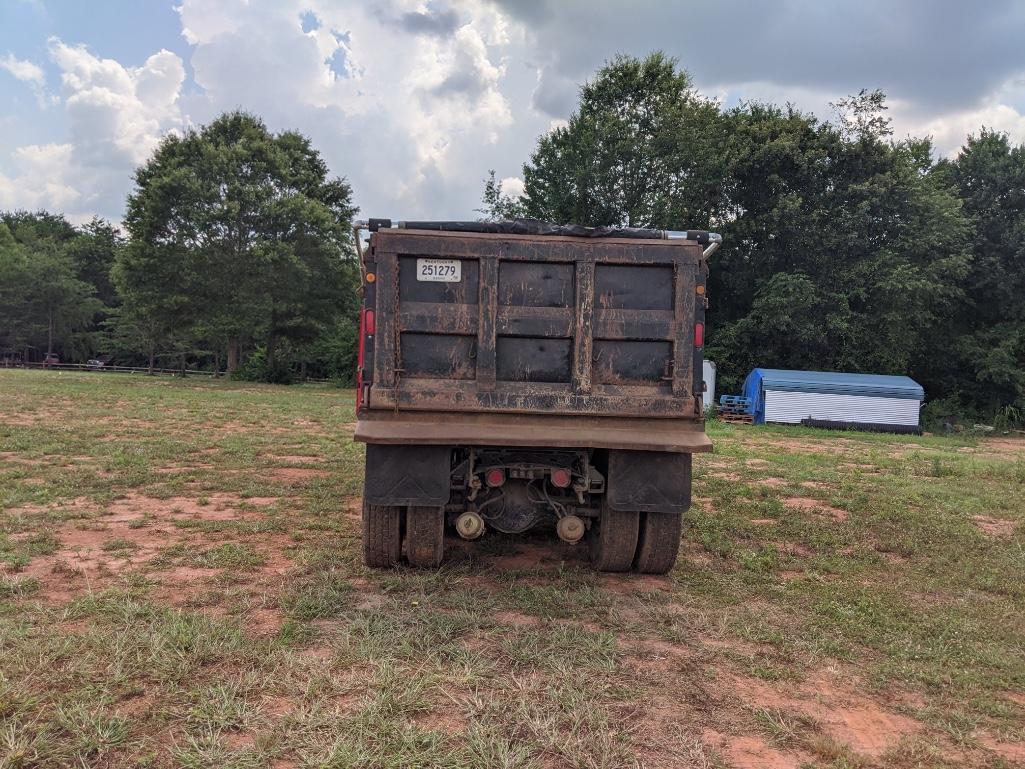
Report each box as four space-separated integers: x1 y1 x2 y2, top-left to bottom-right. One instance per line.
634 511 683 575
405 505 445 568
363 501 403 568
590 500 639 572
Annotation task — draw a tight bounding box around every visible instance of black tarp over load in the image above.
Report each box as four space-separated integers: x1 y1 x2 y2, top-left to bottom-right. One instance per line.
365 217 716 245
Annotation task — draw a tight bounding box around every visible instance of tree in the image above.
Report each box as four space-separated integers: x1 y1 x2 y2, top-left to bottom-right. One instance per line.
520 52 724 229
118 111 358 377
710 95 970 393
66 218 122 308
0 212 104 361
939 130 1025 412
476 170 525 221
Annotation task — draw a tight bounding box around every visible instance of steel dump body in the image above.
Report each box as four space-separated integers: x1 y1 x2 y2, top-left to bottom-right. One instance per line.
356 228 711 453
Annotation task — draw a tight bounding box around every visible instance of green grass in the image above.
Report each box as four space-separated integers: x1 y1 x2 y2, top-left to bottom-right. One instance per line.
0 369 1023 768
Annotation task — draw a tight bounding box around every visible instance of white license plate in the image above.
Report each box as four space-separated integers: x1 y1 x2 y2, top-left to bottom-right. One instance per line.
416 258 461 282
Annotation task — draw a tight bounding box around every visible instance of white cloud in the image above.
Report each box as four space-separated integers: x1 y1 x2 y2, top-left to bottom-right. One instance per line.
499 175 524 198
0 53 44 86
893 81 1025 156
0 40 186 220
170 0 519 216
0 143 77 211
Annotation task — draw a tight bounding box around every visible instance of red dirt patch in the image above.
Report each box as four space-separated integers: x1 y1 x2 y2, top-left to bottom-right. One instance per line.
249 607 286 635
15 491 290 605
976 437 1025 459
784 497 848 522
715 733 805 769
414 708 468 734
727 671 923 758
757 477 788 488
971 515 1016 538
493 610 541 627
978 733 1025 763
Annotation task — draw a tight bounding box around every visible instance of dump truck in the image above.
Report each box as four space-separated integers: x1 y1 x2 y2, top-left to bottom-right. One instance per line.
353 219 719 574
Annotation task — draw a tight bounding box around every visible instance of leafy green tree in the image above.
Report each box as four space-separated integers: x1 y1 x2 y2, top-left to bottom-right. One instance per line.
118 111 358 377
0 213 104 361
66 218 122 308
939 130 1025 412
714 96 969 393
521 52 724 229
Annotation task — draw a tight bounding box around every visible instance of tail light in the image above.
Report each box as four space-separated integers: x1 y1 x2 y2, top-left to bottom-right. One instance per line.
485 468 506 487
550 468 572 488
694 322 704 348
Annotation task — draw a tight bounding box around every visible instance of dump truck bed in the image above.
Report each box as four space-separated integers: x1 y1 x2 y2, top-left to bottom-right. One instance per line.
356 226 711 453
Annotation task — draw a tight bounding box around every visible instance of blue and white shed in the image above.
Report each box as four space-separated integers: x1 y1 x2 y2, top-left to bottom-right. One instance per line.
741 369 924 428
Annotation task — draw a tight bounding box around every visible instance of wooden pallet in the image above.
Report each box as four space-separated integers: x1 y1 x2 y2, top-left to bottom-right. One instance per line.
718 412 753 425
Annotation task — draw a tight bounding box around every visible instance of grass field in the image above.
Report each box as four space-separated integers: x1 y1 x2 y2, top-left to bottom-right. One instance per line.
1 369 1023 769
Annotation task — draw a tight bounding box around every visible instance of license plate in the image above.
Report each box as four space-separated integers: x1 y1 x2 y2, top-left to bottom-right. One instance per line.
416 258 461 282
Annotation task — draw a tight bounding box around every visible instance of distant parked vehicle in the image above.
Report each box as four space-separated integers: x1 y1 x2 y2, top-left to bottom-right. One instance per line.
42 353 59 368
86 359 106 370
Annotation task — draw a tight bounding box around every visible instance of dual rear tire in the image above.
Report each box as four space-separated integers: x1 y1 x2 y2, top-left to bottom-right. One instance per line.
590 500 683 575
362 502 445 569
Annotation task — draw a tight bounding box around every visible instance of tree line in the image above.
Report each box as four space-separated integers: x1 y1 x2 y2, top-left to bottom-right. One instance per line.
1 53 1023 422
481 54 1025 425
0 112 361 383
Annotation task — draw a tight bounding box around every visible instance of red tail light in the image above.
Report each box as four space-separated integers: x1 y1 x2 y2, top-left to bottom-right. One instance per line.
485 468 506 487
550 468 571 488
364 309 375 335
694 322 704 348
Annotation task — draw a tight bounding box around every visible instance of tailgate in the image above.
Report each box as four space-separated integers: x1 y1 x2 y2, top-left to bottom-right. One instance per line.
366 229 705 418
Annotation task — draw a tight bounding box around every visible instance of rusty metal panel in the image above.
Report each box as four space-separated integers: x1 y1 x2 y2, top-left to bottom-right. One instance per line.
496 337 572 382
593 340 672 385
355 410 713 453
368 228 703 420
499 261 574 307
400 333 476 379
477 256 498 389
672 261 697 398
572 257 594 394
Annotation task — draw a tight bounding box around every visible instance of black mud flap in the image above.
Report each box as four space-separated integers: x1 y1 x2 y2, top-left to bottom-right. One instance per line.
607 450 692 513
364 444 451 506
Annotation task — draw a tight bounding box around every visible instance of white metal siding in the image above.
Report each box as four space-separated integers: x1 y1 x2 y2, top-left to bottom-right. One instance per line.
763 390 920 426
702 360 716 410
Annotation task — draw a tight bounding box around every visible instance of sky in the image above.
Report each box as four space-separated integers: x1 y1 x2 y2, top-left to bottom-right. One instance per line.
2 0 1025 226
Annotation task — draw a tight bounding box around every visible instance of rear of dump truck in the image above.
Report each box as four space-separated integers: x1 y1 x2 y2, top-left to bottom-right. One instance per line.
353 219 718 574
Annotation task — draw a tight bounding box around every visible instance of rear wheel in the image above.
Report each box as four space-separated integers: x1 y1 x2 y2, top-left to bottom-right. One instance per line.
362 501 403 568
634 511 683 575
590 499 639 572
405 505 446 567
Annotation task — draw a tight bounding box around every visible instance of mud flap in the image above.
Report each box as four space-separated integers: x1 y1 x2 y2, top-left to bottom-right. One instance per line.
606 450 691 513
364 444 451 506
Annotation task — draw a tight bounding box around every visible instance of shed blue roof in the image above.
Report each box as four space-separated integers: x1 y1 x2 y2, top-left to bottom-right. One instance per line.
745 369 924 400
